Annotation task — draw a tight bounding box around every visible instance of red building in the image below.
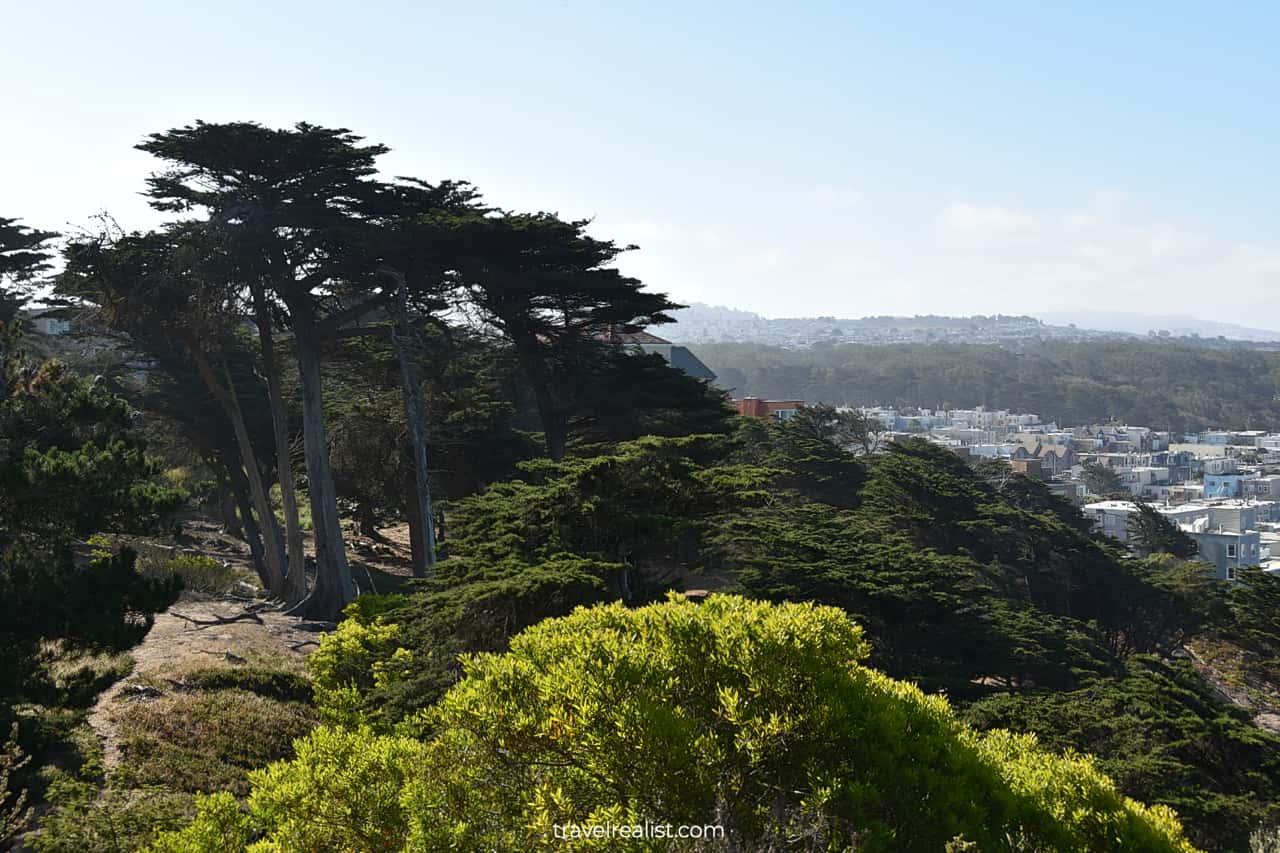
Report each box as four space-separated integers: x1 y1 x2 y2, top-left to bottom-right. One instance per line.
733 397 805 420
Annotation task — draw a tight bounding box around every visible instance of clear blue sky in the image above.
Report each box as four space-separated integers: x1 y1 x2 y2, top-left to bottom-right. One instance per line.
5 1 1278 323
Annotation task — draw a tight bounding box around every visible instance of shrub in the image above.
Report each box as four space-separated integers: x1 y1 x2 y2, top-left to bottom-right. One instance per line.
159 467 209 502
137 553 243 595
307 614 411 728
145 793 252 853
85 534 115 561
155 595 1198 852
304 559 621 731
32 778 192 853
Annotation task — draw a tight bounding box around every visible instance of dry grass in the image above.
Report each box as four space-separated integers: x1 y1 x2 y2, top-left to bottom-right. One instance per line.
111 689 314 795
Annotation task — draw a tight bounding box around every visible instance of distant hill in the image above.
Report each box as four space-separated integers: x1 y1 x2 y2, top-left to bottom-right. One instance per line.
663 303 1280 348
1039 310 1280 343
664 303 1131 348
693 338 1280 431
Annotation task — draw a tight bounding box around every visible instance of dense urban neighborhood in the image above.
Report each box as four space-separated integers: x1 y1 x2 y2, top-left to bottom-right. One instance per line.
731 398 1280 580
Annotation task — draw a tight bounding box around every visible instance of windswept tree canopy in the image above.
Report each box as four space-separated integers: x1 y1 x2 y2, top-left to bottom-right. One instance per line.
446 211 679 341
0 216 57 321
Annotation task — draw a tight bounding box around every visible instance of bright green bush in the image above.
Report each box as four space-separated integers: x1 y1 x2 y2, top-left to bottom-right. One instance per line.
154 595 1198 852
307 611 412 728
145 728 426 853
145 793 252 853
305 557 621 731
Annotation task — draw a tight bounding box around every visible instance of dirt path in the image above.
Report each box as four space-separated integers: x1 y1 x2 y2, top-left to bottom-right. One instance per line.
85 517 419 770
86 596 331 770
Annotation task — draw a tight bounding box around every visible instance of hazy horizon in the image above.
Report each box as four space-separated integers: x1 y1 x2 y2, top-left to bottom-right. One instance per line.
667 301 1280 339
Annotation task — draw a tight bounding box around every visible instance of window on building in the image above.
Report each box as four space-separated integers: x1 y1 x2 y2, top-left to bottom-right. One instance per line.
1227 544 1238 558
1227 566 1238 581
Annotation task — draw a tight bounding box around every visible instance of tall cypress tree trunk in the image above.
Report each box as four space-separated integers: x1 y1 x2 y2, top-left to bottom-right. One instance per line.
387 271 436 576
511 330 566 461
251 284 307 605
532 382 566 462
191 349 287 598
219 483 243 539
403 470 427 571
222 450 269 588
233 477 269 588
288 322 355 620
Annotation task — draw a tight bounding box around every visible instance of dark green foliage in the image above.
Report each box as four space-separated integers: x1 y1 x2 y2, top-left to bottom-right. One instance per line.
698 339 1280 432
0 216 57 321
1106 555 1227 658
137 121 387 223
723 437 1135 691
324 325 729 535
1206 566 1280 699
962 656 1280 852
327 425 1202 718
1226 567 1280 661
785 401 885 454
0 329 182 722
0 549 179 705
1129 502 1201 558
443 211 683 459
0 358 186 550
324 327 536 534
564 346 735 451
1082 459 1126 497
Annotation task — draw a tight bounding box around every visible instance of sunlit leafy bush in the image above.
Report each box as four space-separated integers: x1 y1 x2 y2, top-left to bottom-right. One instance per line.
153 595 1197 852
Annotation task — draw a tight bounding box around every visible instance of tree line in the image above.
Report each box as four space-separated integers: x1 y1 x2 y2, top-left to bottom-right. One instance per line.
700 339 1280 431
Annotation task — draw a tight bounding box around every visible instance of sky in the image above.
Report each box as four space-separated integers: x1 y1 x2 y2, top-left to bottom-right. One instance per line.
4 1 1279 324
